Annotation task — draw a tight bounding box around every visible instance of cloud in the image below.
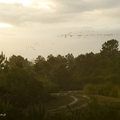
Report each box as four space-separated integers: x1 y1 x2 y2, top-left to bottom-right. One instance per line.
0 0 120 27
51 0 120 13
0 2 76 26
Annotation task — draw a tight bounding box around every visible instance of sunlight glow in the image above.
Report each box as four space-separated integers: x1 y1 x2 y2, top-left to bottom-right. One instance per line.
0 0 31 6
30 1 53 9
0 0 51 8
39 2 49 8
0 23 13 27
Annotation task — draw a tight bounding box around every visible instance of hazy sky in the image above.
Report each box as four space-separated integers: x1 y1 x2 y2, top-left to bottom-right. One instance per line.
0 0 120 60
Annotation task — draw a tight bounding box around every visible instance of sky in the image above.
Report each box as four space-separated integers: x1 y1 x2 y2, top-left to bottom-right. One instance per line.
0 0 120 60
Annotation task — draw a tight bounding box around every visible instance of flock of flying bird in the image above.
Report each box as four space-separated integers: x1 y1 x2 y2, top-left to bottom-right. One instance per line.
26 27 120 51
26 42 40 50
26 42 54 51
57 27 120 39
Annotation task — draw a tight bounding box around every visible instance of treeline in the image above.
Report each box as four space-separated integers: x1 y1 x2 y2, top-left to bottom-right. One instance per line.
1 39 120 92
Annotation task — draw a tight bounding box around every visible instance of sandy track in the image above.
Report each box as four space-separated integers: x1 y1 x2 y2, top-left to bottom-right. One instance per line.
48 95 79 112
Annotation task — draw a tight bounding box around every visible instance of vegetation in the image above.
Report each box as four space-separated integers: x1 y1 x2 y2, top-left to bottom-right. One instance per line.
0 39 120 119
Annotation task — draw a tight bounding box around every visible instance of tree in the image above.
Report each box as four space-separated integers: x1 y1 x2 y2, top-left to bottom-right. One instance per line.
0 52 7 71
100 39 119 56
1 67 44 108
7 55 30 69
34 55 47 75
34 55 45 64
65 53 74 67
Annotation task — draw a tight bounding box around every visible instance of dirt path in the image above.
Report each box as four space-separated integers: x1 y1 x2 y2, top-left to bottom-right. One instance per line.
48 95 79 112
48 91 89 112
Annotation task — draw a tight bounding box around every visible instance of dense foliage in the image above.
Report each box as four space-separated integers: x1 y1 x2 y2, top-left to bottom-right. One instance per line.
32 39 120 93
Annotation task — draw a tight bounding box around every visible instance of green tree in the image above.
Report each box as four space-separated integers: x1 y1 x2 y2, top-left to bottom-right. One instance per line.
7 55 31 69
0 52 7 71
34 55 47 75
0 67 44 108
100 39 119 56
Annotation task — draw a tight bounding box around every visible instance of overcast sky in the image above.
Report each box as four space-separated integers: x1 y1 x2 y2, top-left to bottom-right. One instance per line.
0 0 120 60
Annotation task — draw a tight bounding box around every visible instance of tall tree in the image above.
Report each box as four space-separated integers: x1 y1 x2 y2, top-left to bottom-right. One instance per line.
100 39 119 56
0 52 7 71
34 55 48 76
7 55 30 69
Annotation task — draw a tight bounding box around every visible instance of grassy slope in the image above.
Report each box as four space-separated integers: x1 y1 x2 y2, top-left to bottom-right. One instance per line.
44 91 87 111
44 94 74 110
42 91 120 113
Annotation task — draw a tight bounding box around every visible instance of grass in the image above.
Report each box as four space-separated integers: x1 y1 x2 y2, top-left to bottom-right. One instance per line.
44 94 74 111
43 91 120 113
65 91 88 109
24 91 120 120
44 91 88 112
90 95 120 103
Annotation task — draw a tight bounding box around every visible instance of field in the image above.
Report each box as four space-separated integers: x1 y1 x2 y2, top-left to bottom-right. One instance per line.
43 91 120 113
44 91 88 112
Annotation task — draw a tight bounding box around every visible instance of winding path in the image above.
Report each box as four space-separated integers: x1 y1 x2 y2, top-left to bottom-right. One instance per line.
48 95 79 112
48 91 89 112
